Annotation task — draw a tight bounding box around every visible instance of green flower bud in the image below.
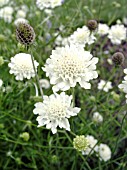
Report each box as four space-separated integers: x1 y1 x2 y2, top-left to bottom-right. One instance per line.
20 132 30 141
73 135 89 151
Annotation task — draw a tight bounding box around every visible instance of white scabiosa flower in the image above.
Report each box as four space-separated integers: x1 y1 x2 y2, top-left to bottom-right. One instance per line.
69 26 96 47
97 143 111 162
0 79 3 88
33 92 81 134
92 112 103 123
0 6 13 23
118 69 127 93
0 0 9 7
98 80 112 92
8 53 39 81
82 135 98 155
97 23 109 36
108 24 127 45
14 18 28 26
36 0 63 10
16 10 26 18
42 45 98 92
39 79 50 89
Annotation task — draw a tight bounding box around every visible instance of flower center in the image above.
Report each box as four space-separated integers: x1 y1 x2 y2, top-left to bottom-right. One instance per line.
48 100 67 120
54 55 84 80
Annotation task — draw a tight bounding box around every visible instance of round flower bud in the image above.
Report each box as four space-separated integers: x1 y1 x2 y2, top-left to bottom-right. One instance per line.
19 132 30 141
112 52 125 65
0 56 4 66
16 22 35 45
73 135 89 151
0 34 6 43
87 20 98 31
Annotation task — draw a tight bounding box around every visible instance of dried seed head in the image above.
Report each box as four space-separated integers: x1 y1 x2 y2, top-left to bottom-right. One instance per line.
112 52 125 65
87 20 98 31
16 22 35 45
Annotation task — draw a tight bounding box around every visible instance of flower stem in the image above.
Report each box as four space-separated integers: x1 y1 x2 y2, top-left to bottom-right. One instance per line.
72 87 75 107
29 46 43 100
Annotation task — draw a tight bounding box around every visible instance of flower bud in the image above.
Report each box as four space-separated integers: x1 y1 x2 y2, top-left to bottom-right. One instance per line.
19 132 30 141
0 56 4 66
112 52 124 65
73 135 89 151
87 20 98 31
16 23 35 45
0 34 6 43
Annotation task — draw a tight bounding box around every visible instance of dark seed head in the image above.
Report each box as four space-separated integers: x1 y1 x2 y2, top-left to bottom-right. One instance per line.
112 52 125 65
87 20 98 31
16 23 35 45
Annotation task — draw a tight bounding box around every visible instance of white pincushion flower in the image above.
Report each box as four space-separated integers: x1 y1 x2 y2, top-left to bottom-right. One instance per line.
8 53 39 81
108 24 126 45
82 135 98 155
0 6 13 23
69 26 96 47
14 18 28 26
36 0 63 10
118 69 127 93
92 112 103 123
97 143 111 162
0 79 3 88
16 10 26 18
98 80 112 92
43 45 98 92
0 0 9 7
33 92 80 134
97 23 109 36
39 79 50 89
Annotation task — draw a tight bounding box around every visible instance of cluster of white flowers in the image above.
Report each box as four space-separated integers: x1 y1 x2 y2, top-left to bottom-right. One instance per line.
36 0 63 10
8 53 39 81
43 45 98 92
92 112 103 123
0 0 9 7
14 18 29 26
33 92 80 134
97 143 112 162
82 135 111 162
82 135 98 155
0 6 13 23
68 26 96 48
98 79 113 92
108 24 127 45
97 23 109 36
118 69 127 103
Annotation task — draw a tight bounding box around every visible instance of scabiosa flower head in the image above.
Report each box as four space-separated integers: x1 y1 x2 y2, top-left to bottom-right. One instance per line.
112 52 125 65
36 0 63 10
108 24 126 45
97 143 111 162
0 6 13 23
87 20 98 31
98 80 113 92
82 135 98 155
97 23 109 36
8 53 39 81
118 69 127 94
69 26 96 47
43 45 98 92
73 135 89 152
92 112 103 123
33 92 81 134
16 23 35 45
